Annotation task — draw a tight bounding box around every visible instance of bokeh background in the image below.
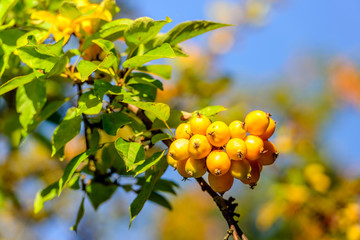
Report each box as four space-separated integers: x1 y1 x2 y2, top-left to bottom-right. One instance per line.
1 0 360 239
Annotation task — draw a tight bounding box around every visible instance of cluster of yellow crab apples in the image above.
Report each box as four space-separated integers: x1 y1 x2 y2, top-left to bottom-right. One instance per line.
167 110 278 194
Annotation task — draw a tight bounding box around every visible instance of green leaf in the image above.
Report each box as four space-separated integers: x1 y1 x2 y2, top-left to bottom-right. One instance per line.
98 52 117 69
16 30 48 48
93 79 126 100
68 174 81 190
51 107 82 157
89 129 100 149
196 105 227 117
60 2 80 20
16 76 47 133
115 137 145 171
135 65 172 79
82 19 133 51
159 20 231 46
136 178 179 195
0 27 25 78
92 39 115 54
128 83 157 102
77 60 98 81
148 191 172 210
127 73 163 90
18 46 58 72
47 53 70 77
152 110 183 129
151 133 172 144
122 43 176 68
0 0 18 25
34 181 59 214
58 148 98 195
0 72 35 96
28 100 67 132
102 112 132 136
70 196 85 233
78 90 103 115
33 38 64 57
129 155 168 226
86 182 117 210
100 143 127 174
122 99 170 123
134 151 165 176
125 17 171 49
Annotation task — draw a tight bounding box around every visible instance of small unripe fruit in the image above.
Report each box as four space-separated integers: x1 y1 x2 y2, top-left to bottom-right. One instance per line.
259 118 276 140
258 140 278 165
206 150 231 176
244 110 270 136
185 157 207 178
241 160 261 187
208 172 234 194
230 159 251 180
189 113 211 135
188 134 212 159
167 153 178 169
175 123 192 139
229 120 247 139
244 135 264 161
177 158 192 178
225 138 247 160
206 121 231 147
168 139 189 161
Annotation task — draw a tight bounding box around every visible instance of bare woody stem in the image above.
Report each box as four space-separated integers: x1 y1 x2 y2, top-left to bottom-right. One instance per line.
127 104 248 240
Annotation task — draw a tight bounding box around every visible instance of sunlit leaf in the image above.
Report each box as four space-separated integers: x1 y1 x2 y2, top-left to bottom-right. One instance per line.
158 20 231 46
78 90 103 115
125 16 171 49
122 43 176 68
122 99 170 123
197 105 227 117
151 133 172 144
34 181 59 214
129 155 167 226
58 148 98 195
51 107 82 157
115 137 145 171
134 151 165 176
135 65 172 79
0 72 35 96
70 196 85 233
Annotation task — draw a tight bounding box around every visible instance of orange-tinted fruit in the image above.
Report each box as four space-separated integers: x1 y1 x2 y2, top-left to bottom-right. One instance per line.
185 157 207 178
189 113 211 135
175 123 193 140
225 138 247 160
188 134 212 159
259 118 276 140
244 110 270 136
206 121 231 147
244 135 264 161
206 150 231 176
168 139 189 161
258 140 278 165
229 120 247 139
208 172 234 194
